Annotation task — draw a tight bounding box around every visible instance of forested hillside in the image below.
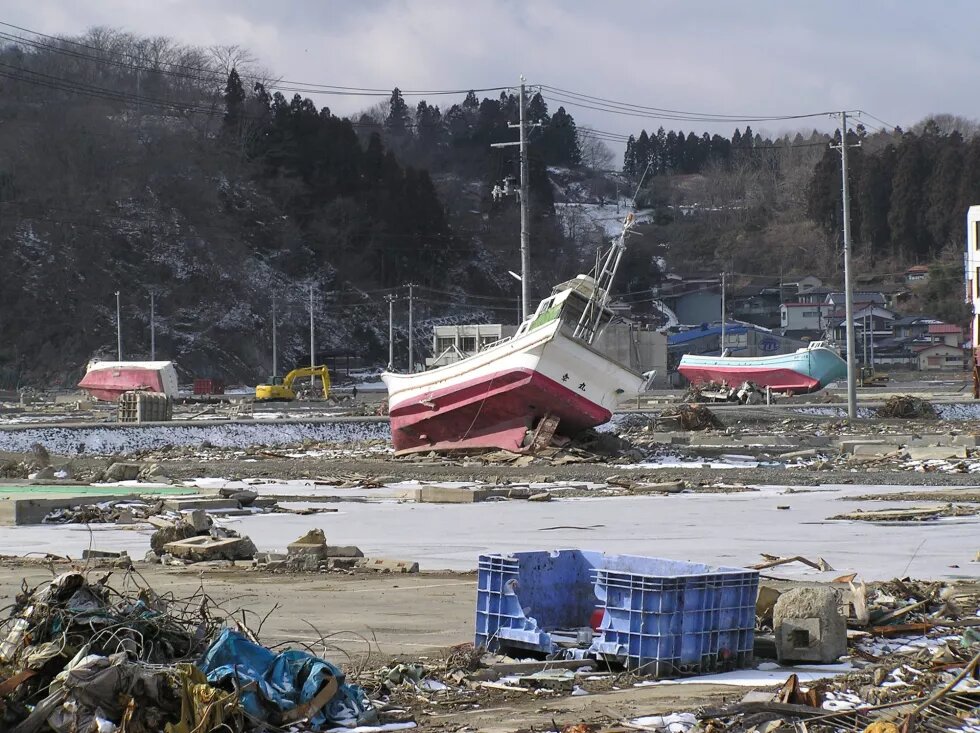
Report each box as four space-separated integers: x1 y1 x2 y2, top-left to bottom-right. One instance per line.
0 25 977 388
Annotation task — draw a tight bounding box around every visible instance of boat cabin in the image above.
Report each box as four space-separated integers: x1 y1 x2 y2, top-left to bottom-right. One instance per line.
514 274 613 343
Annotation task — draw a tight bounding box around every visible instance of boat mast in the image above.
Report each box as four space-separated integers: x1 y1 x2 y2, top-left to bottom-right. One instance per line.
572 214 635 344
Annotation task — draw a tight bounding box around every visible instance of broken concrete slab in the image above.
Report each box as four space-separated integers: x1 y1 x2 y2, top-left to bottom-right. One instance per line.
905 445 968 461
164 535 256 562
326 545 364 558
288 528 328 557
356 558 420 574
411 485 532 503
105 462 143 482
162 497 277 512
182 508 210 532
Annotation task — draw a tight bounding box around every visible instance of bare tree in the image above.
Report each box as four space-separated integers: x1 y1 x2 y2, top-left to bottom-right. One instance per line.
578 126 615 171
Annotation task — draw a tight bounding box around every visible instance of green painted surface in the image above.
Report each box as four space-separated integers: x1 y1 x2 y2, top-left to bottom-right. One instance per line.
529 304 562 332
0 484 195 498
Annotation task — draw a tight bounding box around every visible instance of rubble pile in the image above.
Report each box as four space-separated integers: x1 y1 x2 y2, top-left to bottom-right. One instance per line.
686 381 771 405
879 395 939 420
0 572 380 731
660 404 723 431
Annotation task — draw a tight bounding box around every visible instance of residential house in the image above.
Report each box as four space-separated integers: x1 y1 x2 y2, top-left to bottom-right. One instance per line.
654 275 721 326
791 275 824 294
730 283 783 329
892 316 942 339
829 304 896 362
796 286 834 304
779 302 834 339
905 265 930 283
915 343 965 370
927 323 963 348
824 291 886 309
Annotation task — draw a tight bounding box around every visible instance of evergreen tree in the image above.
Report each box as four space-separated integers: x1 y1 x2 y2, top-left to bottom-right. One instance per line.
543 106 581 166
623 135 637 176
856 147 895 256
634 130 651 175
384 88 411 141
223 68 245 131
924 133 964 250
888 134 929 260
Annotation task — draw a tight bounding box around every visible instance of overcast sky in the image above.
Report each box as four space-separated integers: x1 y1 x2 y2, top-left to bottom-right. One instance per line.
5 0 979 150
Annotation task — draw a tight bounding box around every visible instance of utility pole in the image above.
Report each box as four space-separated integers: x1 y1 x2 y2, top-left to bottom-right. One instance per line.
271 291 278 378
309 284 315 389
835 111 859 421
517 78 530 321
386 294 395 371
490 76 541 320
115 291 122 361
720 271 726 354
407 283 415 374
149 290 155 361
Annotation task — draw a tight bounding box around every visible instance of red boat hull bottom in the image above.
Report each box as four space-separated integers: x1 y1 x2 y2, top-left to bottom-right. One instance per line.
78 368 166 402
678 365 820 395
388 367 612 454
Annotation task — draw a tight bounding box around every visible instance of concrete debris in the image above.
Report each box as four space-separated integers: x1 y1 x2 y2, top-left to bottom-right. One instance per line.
164 535 257 562
773 586 847 664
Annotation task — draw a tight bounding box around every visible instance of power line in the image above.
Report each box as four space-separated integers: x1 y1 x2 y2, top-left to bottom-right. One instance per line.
0 21 510 97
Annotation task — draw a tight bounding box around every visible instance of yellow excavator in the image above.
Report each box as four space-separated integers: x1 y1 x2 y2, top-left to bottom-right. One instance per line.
255 365 331 401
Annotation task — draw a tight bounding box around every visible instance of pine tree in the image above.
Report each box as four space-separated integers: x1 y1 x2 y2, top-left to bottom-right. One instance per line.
623 135 637 177
384 88 411 141
544 107 581 166
888 134 929 260
634 130 651 175
223 68 245 132
924 133 964 250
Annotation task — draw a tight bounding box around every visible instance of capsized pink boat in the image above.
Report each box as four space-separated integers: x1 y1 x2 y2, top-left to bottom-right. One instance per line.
382 216 653 454
78 360 178 402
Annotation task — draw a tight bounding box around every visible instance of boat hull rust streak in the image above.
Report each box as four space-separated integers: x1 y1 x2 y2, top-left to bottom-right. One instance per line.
383 320 643 453
678 345 847 394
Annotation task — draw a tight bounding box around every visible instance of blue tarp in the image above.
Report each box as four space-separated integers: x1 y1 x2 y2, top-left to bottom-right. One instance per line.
198 628 373 729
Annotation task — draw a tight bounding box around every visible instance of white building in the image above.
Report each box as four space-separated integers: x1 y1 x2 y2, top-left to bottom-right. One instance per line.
780 303 833 332
426 324 517 368
968 206 980 365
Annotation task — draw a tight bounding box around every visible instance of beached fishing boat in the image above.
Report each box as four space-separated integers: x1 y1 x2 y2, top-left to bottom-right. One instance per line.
78 360 178 402
382 216 650 453
678 341 847 394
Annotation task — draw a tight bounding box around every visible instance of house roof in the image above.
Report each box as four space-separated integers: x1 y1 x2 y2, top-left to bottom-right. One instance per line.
928 323 962 334
782 302 824 308
892 315 938 327
906 265 930 273
825 291 886 304
913 343 963 354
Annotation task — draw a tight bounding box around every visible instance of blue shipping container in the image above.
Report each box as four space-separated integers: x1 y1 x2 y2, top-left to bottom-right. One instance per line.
475 550 758 678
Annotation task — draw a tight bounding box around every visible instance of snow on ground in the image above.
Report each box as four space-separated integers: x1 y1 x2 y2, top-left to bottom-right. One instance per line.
795 403 980 420
0 420 390 456
4 482 977 578
634 662 857 688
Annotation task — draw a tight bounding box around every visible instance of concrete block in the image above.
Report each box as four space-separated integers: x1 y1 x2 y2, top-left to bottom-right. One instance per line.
852 443 899 457
82 549 127 560
162 497 277 511
164 535 256 562
326 545 364 558
905 445 967 461
182 509 210 532
412 485 531 503
953 434 980 447
838 439 891 454
773 587 846 664
357 557 420 573
105 462 142 482
288 528 328 557
1 494 140 526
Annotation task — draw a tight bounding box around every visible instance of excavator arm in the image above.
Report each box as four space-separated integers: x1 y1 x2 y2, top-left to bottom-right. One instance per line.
282 366 331 398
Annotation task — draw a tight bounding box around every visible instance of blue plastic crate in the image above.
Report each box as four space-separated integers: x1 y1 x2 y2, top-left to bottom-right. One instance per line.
475 550 759 678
